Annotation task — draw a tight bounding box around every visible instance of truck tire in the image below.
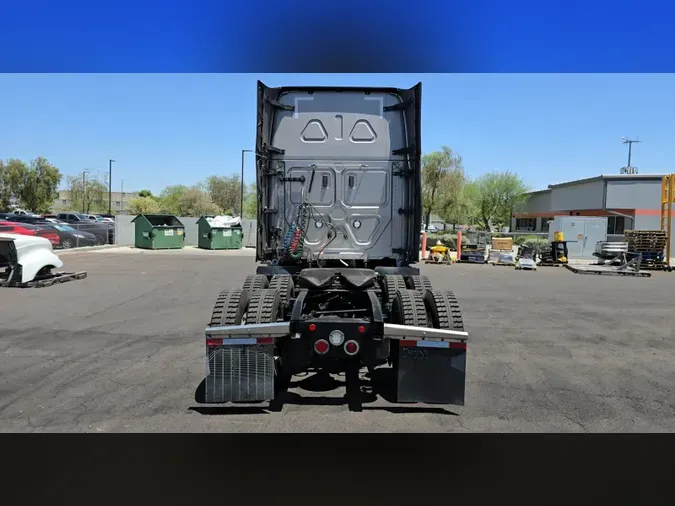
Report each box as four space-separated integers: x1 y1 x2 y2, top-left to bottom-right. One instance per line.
381 275 408 308
268 274 294 306
209 289 249 326
242 274 269 292
391 289 429 327
423 290 464 331
407 274 433 294
246 288 282 324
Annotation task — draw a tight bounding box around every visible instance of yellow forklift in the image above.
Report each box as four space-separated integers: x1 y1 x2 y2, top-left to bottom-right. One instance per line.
425 239 455 264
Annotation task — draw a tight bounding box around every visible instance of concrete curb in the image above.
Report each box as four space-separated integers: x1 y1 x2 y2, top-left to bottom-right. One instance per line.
57 244 124 255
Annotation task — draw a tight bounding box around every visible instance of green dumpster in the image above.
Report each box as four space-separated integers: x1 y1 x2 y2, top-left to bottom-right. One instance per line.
132 214 185 250
197 216 243 250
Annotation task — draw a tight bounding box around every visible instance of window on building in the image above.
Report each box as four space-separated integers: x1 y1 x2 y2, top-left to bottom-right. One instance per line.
541 217 553 233
515 218 537 231
607 216 626 235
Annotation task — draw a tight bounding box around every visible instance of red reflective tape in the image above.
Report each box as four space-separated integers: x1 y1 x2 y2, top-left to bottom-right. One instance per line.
399 340 416 347
257 337 274 345
450 342 467 350
206 339 222 346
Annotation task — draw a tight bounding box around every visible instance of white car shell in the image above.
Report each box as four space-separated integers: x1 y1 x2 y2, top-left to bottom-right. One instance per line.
0 233 64 283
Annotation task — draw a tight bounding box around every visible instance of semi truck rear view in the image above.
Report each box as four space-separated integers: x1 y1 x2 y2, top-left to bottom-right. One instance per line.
200 81 469 407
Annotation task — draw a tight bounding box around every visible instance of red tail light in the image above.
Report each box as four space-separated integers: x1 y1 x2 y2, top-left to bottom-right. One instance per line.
314 339 329 354
344 340 359 356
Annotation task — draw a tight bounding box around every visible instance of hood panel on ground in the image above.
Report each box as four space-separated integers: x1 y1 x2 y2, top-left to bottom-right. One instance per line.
0 233 64 283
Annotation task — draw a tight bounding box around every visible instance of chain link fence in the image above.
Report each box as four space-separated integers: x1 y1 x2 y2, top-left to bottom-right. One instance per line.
49 222 116 250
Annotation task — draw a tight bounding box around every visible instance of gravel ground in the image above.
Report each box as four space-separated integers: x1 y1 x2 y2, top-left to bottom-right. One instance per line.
1 248 674 432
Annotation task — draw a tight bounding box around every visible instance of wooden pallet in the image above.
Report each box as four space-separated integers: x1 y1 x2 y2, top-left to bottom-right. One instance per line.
639 263 673 272
0 271 87 288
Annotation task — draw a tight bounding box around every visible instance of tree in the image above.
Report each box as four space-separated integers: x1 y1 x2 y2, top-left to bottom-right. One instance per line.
0 160 8 210
440 178 480 229
242 183 257 219
137 189 154 198
206 175 241 215
422 146 464 228
177 185 221 216
127 196 161 214
9 157 63 214
0 159 26 210
66 173 108 214
158 185 188 215
473 171 529 231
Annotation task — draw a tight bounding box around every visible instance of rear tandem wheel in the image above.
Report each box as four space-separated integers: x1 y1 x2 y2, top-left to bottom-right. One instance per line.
381 275 409 309
242 274 269 292
407 274 433 294
268 274 294 307
391 289 429 327
209 288 249 326
245 288 289 395
245 288 282 324
423 290 464 331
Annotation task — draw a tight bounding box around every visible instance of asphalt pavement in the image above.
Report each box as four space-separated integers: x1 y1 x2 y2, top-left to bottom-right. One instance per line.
1 248 674 432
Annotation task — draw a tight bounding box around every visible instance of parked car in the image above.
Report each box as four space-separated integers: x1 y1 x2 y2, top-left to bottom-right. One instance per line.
4 214 47 224
56 212 95 223
51 223 100 249
93 215 115 223
0 221 61 247
56 213 114 244
39 223 98 248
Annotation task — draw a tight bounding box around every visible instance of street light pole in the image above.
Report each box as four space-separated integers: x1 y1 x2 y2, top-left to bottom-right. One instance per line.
108 159 116 215
82 169 89 213
120 179 126 212
241 149 254 218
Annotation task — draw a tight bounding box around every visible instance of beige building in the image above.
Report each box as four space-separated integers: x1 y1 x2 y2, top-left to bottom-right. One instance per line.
52 190 139 213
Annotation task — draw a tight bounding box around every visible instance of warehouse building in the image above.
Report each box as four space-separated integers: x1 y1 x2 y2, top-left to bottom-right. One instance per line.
512 174 674 261
52 190 139 213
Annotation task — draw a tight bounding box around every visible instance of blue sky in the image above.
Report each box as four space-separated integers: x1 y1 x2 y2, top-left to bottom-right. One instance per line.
1 73 673 194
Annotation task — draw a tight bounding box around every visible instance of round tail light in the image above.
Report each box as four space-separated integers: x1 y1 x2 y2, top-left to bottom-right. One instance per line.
344 340 359 356
314 339 329 354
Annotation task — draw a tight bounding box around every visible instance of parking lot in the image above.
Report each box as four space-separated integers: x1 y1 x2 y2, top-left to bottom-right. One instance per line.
1 247 674 432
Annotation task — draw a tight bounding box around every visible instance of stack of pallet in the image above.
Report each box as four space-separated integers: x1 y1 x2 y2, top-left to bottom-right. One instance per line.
624 230 667 269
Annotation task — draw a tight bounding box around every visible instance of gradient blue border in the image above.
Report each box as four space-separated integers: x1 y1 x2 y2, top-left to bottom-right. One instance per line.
1 0 674 72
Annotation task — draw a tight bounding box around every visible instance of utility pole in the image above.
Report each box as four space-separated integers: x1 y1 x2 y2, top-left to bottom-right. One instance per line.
81 169 89 213
621 137 641 174
121 179 126 213
241 149 254 218
108 159 116 215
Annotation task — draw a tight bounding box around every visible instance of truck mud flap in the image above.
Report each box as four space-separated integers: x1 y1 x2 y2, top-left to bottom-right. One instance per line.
204 341 275 403
396 341 466 405
203 323 289 403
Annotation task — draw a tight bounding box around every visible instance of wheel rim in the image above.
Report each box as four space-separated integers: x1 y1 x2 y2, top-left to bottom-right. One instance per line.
62 240 73 249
